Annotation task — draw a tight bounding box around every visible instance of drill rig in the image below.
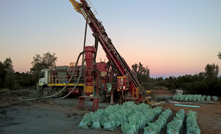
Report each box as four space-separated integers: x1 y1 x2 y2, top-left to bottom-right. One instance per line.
70 0 150 104
37 0 151 104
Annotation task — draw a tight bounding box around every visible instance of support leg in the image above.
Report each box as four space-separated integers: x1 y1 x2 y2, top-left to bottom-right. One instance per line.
110 92 114 105
92 98 99 112
78 98 85 108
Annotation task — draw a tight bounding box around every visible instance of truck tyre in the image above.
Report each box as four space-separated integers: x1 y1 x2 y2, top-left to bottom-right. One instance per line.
41 87 51 97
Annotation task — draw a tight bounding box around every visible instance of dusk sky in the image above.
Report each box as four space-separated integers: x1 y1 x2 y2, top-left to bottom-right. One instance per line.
0 0 221 78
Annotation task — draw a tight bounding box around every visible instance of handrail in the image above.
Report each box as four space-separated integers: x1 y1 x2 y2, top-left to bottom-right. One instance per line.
86 0 97 16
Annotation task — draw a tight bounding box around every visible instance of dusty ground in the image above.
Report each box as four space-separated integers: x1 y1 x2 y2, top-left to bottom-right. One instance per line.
153 89 174 96
0 98 119 134
0 89 220 134
160 102 221 134
156 90 221 134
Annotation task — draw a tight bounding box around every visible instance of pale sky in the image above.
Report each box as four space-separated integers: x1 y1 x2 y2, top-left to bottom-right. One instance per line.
0 0 221 78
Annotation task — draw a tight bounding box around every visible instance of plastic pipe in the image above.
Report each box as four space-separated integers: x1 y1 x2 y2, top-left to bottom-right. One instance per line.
174 104 200 108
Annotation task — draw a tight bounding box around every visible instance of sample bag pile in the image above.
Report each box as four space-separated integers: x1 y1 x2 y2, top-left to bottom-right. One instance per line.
212 96 218 101
144 109 172 134
206 96 211 101
173 94 218 101
186 110 200 134
77 102 162 133
121 105 162 134
166 109 185 134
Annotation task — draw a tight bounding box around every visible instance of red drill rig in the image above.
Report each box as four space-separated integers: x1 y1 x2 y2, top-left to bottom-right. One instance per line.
37 0 151 105
70 0 150 104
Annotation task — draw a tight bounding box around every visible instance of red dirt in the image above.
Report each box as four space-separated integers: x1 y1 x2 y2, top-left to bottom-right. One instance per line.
153 89 221 134
160 101 221 134
153 89 174 96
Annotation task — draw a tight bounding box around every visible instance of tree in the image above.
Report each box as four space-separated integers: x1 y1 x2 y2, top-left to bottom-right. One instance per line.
3 58 17 89
15 71 35 87
30 52 57 82
198 72 205 81
0 61 7 88
132 63 138 73
3 57 13 71
131 62 150 83
218 52 221 60
156 77 163 81
5 68 17 90
205 63 219 82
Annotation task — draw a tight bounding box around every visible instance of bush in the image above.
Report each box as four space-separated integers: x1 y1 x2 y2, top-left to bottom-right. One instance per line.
4 68 17 90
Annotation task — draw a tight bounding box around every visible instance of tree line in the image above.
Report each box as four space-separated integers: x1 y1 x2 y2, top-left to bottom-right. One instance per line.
0 52 57 90
0 52 220 97
153 53 221 96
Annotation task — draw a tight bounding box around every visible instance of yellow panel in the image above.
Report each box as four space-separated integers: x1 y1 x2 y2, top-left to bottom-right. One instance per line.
132 87 139 99
146 91 151 94
69 62 76 66
117 76 126 78
84 86 94 93
47 83 85 86
70 0 82 13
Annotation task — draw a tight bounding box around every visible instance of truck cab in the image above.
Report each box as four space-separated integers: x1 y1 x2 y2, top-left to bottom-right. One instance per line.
37 69 49 90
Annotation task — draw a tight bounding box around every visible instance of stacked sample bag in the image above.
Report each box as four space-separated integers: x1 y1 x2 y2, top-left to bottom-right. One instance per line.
173 94 215 101
77 102 162 134
121 105 162 134
167 109 185 134
186 110 200 134
212 96 218 101
144 109 172 134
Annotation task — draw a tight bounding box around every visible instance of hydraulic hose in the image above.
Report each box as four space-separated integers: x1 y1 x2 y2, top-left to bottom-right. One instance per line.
42 52 84 99
50 16 89 99
58 54 84 99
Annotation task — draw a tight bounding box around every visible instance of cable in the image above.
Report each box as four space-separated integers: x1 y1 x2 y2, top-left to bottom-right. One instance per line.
58 55 84 99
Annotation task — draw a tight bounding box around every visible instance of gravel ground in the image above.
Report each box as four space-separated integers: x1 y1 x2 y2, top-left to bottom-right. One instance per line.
0 98 118 134
0 89 220 134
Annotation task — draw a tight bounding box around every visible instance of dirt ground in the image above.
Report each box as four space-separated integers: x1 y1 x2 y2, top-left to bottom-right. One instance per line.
156 89 221 134
0 89 220 134
153 89 174 96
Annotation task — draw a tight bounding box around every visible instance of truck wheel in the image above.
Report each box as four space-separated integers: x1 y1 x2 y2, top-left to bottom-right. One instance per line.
41 87 51 97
